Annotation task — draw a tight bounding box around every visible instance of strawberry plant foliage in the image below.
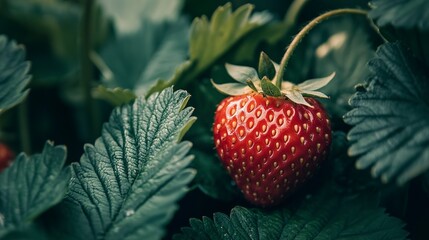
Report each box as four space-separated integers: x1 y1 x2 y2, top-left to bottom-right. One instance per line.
174 189 407 240
0 142 70 238
94 18 189 102
312 17 375 118
344 42 429 185
369 0 429 30
99 0 185 34
148 3 271 95
55 88 196 240
0 36 30 114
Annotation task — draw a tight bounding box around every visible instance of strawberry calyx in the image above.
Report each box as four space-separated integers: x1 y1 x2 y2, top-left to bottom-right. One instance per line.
211 52 335 107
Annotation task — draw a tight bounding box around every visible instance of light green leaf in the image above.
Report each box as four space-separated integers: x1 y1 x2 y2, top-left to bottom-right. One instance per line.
225 63 259 84
92 85 136 106
174 188 408 240
99 19 189 96
99 0 184 34
189 3 267 67
344 42 429 185
0 35 31 114
369 0 429 30
0 142 70 238
57 87 196 240
151 3 271 92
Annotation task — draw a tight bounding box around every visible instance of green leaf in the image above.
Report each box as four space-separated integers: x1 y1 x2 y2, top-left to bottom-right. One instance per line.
369 0 429 30
0 142 70 238
57 87 196 240
231 0 308 63
92 85 136 106
150 3 271 93
191 150 241 202
188 3 268 73
261 77 281 97
0 35 31 114
312 17 375 118
343 42 429 185
99 0 185 34
98 19 189 97
174 188 408 240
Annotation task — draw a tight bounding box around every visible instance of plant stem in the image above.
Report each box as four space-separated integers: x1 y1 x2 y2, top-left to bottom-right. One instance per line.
80 0 99 139
274 8 368 88
18 100 31 154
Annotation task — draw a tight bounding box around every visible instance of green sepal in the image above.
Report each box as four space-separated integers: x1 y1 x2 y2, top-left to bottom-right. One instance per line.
211 79 253 96
246 79 258 92
261 76 282 97
258 51 276 80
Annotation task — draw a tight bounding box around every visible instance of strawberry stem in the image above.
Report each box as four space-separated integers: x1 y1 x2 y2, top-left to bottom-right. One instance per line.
274 8 368 88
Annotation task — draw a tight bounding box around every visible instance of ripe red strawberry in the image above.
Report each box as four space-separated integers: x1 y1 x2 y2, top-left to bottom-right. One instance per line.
0 143 14 172
213 93 331 206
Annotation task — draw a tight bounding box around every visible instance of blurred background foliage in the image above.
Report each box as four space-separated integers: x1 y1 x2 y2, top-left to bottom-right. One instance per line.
1 0 428 239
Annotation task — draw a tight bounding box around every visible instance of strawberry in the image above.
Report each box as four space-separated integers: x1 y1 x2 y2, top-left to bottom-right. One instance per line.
0 143 14 172
212 53 334 206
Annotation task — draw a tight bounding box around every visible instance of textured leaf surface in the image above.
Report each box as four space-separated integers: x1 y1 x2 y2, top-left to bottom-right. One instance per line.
369 0 429 30
0 35 31 114
59 87 196 240
99 19 189 97
0 142 70 238
344 42 429 185
99 0 184 34
174 189 407 240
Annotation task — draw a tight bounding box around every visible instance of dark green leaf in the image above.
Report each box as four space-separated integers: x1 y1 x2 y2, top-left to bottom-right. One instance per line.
369 0 429 67
312 17 375 118
174 188 408 240
344 42 429 185
0 142 70 238
0 35 31 114
423 171 429 197
258 52 276 80
191 150 241 202
369 0 429 30
183 80 241 201
57 87 196 240
99 0 185 34
99 19 189 96
261 77 281 97
92 85 136 106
